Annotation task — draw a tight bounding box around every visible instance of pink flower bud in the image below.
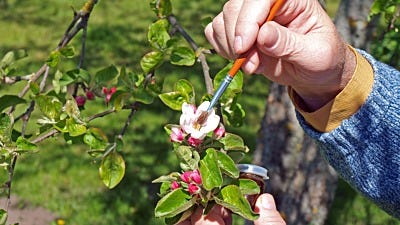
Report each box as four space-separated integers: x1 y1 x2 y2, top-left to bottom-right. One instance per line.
171 181 180 190
190 169 202 184
86 91 95 100
102 87 117 105
110 87 117 94
188 136 202 147
102 87 108 94
180 171 192 183
75 95 86 107
170 127 184 143
213 124 225 139
188 183 199 195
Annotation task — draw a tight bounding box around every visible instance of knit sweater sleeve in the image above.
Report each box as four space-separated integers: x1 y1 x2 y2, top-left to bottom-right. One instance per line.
297 50 400 218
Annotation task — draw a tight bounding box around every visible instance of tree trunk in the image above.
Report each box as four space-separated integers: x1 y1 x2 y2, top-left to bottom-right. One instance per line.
334 0 376 50
251 83 337 225
249 1 376 225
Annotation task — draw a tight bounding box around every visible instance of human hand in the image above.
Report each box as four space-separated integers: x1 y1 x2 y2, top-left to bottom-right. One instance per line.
205 0 356 110
176 194 286 225
176 205 232 225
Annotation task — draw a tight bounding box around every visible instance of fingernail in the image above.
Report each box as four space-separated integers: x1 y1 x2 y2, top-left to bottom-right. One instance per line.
234 36 242 53
261 195 274 210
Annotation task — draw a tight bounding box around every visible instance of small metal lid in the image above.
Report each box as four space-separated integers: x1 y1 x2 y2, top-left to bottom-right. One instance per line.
237 164 269 180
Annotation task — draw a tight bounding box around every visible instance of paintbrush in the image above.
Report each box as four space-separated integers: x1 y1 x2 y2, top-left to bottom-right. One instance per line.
196 0 286 125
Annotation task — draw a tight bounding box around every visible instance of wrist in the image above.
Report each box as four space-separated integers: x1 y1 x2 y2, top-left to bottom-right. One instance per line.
292 44 356 112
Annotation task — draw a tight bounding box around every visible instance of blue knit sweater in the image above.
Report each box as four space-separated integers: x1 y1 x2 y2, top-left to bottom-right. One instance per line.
297 50 400 218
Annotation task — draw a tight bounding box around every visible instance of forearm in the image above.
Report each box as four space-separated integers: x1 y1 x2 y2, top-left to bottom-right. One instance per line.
294 49 400 218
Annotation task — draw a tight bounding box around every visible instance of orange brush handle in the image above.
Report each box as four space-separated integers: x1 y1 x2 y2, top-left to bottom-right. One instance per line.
227 0 285 77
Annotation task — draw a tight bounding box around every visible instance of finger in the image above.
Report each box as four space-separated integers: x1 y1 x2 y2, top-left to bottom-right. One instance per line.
234 0 274 54
206 13 231 59
254 194 286 225
191 205 228 225
222 0 243 56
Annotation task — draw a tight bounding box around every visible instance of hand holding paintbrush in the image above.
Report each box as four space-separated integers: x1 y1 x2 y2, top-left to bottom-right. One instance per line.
196 0 286 124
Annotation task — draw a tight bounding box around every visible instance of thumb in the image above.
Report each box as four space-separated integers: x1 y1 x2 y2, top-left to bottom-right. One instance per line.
256 21 305 61
254 194 286 225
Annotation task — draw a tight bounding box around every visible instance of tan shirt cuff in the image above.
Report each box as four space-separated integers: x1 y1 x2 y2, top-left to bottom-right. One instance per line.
288 47 374 132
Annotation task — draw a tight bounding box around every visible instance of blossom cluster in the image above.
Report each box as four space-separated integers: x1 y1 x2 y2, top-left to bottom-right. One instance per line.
170 101 225 147
171 169 203 195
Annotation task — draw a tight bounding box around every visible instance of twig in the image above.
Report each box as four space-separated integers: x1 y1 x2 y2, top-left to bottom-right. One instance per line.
118 103 139 139
167 15 214 94
32 129 59 144
1 74 33 84
87 108 117 122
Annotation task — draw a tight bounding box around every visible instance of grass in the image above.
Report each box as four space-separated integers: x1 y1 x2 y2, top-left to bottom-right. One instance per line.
0 0 399 225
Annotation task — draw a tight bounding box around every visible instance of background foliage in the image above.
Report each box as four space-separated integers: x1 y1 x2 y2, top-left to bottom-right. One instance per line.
0 0 399 225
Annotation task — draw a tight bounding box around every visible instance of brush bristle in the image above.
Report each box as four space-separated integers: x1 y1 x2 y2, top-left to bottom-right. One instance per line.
196 111 209 125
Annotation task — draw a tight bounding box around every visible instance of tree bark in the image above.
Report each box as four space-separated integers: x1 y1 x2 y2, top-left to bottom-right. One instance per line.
334 0 376 50
251 83 337 225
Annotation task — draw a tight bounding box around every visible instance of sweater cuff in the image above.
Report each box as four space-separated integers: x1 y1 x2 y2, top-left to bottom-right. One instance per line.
288 46 374 132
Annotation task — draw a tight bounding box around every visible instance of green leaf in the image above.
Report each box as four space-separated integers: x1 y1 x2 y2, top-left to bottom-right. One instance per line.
59 46 75 58
175 79 194 103
94 65 119 86
46 50 61 68
132 87 156 105
99 151 126 189
170 47 195 66
113 92 131 111
0 209 7 225
66 118 87 137
29 82 40 95
223 102 245 127
159 91 187 111
154 189 195 218
215 185 259 220
0 95 26 113
65 99 81 119
148 19 170 50
174 146 200 171
83 127 108 150
238 179 261 195
141 51 164 74
0 113 12 144
215 151 239 178
219 133 248 152
16 136 37 152
150 0 172 18
214 64 243 98
63 69 91 85
152 172 180 183
199 149 223 191
0 49 27 69
35 95 63 120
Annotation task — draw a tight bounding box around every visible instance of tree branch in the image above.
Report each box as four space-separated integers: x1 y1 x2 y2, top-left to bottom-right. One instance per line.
167 15 214 94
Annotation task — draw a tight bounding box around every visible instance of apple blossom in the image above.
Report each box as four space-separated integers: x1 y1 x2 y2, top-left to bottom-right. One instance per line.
188 183 199 195
180 171 192 183
171 181 180 190
102 87 117 105
170 127 184 143
213 123 226 139
179 101 220 140
188 136 202 147
190 169 202 184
